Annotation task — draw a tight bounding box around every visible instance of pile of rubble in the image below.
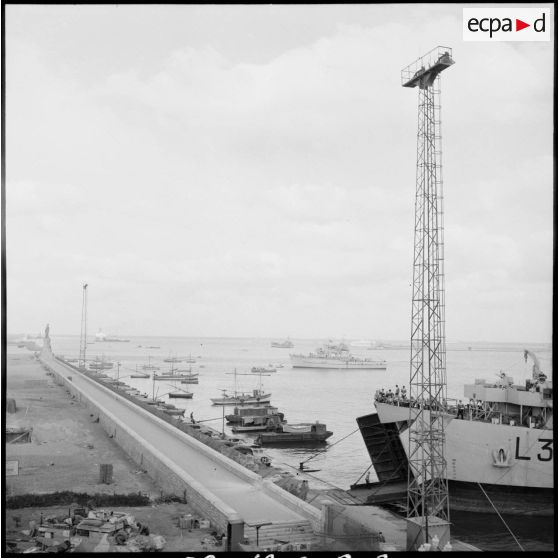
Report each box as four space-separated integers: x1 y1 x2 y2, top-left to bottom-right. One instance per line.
5 505 166 553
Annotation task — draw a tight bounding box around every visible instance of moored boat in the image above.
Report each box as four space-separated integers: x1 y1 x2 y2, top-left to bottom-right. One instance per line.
232 444 273 466
211 388 271 406
153 371 193 380
88 358 114 371
168 391 194 399
254 421 332 445
161 407 186 416
163 355 183 363
231 413 284 433
251 366 277 374
355 350 553 515
226 405 279 424
180 376 199 384
153 373 181 380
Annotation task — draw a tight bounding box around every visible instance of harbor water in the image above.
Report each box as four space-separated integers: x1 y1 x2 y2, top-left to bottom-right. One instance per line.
47 335 553 551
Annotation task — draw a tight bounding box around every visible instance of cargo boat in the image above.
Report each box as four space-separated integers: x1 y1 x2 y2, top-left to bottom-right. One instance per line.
231 413 284 433
226 405 279 424
354 350 553 515
254 422 332 445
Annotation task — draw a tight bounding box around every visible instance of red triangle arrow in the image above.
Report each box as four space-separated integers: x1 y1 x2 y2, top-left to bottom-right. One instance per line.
516 19 530 31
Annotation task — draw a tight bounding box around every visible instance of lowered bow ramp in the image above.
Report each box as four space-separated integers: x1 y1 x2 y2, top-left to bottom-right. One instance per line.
357 413 408 484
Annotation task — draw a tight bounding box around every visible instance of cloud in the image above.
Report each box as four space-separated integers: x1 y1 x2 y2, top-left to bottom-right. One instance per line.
5 7 553 341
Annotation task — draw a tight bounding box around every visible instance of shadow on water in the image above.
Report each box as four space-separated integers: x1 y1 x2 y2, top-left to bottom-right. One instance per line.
450 509 554 551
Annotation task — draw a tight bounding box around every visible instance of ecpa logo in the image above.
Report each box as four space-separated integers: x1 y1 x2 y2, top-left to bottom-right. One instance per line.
463 7 551 41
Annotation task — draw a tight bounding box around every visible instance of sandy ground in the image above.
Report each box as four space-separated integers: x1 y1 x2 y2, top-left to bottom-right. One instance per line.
4 349 227 552
5 350 161 498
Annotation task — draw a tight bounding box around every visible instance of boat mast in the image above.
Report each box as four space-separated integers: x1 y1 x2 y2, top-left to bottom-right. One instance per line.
402 47 454 550
78 283 88 369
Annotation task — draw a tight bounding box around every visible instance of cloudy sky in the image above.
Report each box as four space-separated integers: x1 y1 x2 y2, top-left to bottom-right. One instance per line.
5 4 553 342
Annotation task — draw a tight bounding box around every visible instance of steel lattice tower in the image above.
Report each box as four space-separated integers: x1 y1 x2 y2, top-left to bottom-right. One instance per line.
79 283 88 369
401 47 454 550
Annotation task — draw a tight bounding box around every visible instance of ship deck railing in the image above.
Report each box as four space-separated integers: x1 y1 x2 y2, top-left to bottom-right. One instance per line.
375 395 548 429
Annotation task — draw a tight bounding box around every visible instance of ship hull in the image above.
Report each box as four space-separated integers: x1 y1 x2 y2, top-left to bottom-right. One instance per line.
211 394 272 406
255 431 333 445
374 402 553 489
232 424 274 433
290 356 386 370
357 406 554 515
448 480 553 516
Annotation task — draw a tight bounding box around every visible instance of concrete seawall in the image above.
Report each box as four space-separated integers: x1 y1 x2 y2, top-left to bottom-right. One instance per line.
43 356 244 546
40 351 324 549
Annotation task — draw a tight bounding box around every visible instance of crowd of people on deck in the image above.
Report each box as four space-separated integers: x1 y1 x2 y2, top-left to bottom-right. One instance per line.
374 385 413 406
374 386 487 417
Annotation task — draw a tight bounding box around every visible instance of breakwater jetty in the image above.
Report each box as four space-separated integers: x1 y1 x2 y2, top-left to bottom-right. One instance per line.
38 345 388 551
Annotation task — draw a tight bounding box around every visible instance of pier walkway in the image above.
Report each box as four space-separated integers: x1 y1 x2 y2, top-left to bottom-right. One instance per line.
39 350 320 549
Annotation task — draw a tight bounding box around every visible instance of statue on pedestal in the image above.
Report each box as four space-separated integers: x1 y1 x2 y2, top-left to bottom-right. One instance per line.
43 323 52 353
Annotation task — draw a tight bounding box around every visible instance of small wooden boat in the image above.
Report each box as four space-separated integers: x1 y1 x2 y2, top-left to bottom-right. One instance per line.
180 377 199 384
88 359 114 370
168 391 193 399
142 356 160 371
211 388 271 406
164 408 185 416
164 355 183 363
251 366 277 374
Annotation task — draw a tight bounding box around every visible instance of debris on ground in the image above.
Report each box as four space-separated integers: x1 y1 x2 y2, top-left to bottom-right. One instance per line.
4 506 169 553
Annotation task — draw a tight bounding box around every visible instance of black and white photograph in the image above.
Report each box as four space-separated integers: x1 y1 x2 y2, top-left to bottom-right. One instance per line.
3 3 553 553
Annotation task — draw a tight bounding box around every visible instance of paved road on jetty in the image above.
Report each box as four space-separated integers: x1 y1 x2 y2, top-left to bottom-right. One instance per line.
45 355 308 525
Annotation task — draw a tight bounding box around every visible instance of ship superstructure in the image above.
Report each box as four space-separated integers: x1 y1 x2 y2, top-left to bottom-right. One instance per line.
290 344 386 370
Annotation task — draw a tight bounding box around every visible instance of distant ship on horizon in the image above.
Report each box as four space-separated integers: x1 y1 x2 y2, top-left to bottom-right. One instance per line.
271 338 294 348
95 329 130 343
290 342 387 370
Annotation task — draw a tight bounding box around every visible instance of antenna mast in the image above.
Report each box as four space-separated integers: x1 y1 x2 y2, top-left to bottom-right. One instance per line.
401 46 454 551
79 283 88 369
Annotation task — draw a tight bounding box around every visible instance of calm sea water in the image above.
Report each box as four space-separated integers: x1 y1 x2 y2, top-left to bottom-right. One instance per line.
44 335 553 551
